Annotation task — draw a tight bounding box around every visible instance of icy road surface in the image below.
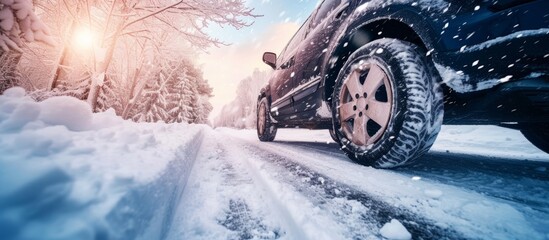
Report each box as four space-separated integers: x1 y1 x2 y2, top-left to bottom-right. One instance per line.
167 126 549 240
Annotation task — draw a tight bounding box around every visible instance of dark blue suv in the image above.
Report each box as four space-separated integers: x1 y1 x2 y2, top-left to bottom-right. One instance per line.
257 0 549 168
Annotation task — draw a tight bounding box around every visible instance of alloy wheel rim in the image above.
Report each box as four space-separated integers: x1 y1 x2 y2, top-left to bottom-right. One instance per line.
338 60 393 146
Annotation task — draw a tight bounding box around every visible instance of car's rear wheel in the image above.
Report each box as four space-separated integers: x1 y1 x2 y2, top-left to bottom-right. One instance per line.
521 124 549 154
257 97 277 141
331 39 444 168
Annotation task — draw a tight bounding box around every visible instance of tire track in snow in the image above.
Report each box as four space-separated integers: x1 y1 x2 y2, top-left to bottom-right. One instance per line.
257 137 549 222
218 131 465 240
274 135 549 213
217 132 328 239
218 199 283 239
217 129 549 239
223 149 281 239
218 130 395 239
167 130 283 240
214 154 283 239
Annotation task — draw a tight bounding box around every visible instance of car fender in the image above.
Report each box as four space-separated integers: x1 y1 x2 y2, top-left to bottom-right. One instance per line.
319 3 442 101
258 84 270 103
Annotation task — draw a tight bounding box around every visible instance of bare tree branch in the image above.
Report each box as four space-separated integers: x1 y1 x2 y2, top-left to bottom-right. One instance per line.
121 0 184 31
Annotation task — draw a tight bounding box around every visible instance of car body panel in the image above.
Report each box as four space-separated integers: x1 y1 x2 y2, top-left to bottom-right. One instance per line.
291 0 348 114
260 0 549 128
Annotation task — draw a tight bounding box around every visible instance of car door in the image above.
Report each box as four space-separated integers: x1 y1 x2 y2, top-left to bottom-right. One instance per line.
291 0 348 117
268 46 294 117
270 17 314 118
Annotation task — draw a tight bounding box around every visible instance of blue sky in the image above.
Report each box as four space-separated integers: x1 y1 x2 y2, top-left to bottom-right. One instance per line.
207 0 319 45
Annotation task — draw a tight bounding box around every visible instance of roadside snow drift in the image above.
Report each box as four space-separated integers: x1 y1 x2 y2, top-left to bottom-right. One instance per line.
0 88 204 240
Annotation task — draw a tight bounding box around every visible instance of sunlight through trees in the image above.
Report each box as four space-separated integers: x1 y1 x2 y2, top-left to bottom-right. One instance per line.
1 0 258 124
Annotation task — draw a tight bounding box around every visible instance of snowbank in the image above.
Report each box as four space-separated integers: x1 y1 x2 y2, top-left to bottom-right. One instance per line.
0 88 204 240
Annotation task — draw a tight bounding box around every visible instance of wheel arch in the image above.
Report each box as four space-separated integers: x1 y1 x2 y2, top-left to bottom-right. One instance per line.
257 85 271 104
322 10 439 103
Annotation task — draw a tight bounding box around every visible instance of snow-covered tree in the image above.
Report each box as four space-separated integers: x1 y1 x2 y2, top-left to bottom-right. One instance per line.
48 0 257 111
0 0 54 93
195 94 213 124
25 0 256 113
214 69 269 128
134 73 168 122
3 0 248 126
0 51 21 92
0 0 55 52
130 57 213 124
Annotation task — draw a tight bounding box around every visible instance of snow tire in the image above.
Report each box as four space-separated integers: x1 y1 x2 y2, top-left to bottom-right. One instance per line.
257 97 277 142
331 38 444 168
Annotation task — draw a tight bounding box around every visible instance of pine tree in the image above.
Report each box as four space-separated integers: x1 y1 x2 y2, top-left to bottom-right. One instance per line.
165 70 186 123
180 72 198 123
125 57 213 124
134 70 169 123
96 74 123 114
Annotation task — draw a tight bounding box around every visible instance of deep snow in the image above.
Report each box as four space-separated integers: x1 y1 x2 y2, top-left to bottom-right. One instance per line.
0 88 204 239
1 87 548 240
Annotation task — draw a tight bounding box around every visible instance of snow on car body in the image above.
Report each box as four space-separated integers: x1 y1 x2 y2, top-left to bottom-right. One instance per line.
257 0 549 168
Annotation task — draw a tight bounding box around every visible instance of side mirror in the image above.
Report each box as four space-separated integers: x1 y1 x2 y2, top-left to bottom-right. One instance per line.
263 52 277 70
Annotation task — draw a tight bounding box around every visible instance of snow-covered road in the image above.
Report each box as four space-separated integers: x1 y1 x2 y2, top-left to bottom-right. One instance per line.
2 90 548 240
167 127 549 240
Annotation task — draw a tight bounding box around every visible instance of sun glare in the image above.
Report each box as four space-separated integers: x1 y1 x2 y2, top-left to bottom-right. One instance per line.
73 27 95 49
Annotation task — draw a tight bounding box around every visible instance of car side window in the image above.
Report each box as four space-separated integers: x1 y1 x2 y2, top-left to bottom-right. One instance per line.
311 0 342 29
276 47 287 69
277 16 313 69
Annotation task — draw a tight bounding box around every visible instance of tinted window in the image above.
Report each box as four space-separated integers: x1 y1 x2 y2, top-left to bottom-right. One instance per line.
277 16 313 68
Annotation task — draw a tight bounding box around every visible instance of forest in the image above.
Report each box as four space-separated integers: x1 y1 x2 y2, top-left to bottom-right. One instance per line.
214 69 269 128
0 0 256 124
